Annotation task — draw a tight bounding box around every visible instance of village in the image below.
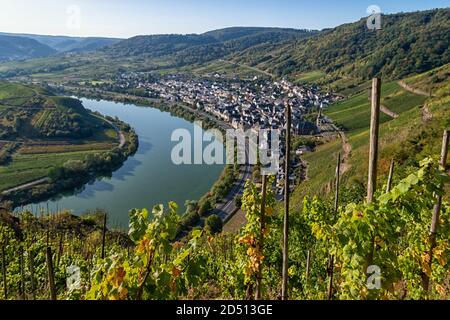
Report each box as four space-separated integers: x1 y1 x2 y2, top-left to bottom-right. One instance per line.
105 72 338 197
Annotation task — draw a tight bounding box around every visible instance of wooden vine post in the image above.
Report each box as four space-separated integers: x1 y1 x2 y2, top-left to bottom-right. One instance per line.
46 246 57 300
46 229 57 300
334 153 341 216
28 249 36 300
0 207 9 300
305 250 311 283
56 232 64 267
255 174 267 300
386 159 395 193
1 245 7 300
365 78 381 274
328 153 341 299
19 246 26 300
101 212 107 259
426 130 449 292
281 102 291 300
367 78 381 203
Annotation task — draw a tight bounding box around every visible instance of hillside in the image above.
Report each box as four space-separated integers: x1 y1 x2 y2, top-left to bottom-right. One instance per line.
227 9 450 91
58 37 121 53
103 27 317 67
0 7 449 302
288 63 450 210
0 35 56 62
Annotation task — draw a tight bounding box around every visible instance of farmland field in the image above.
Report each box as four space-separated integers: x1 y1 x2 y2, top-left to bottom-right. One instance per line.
293 70 327 83
0 150 101 191
325 82 427 131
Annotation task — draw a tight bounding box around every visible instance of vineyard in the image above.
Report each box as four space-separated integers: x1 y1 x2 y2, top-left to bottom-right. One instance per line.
0 151 448 300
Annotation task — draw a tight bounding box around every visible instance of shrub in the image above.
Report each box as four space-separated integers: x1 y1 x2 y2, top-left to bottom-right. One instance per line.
205 214 223 235
198 199 212 216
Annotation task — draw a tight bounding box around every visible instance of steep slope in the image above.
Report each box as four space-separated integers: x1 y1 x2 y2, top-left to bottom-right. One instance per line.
229 9 450 90
0 35 56 61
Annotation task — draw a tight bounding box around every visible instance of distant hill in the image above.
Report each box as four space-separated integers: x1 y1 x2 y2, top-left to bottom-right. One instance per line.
3 33 122 53
0 35 56 61
104 27 317 66
0 33 121 61
56 37 122 53
227 9 450 89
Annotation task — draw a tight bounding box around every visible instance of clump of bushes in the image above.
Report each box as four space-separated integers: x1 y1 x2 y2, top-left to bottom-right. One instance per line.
0 143 19 165
205 214 223 234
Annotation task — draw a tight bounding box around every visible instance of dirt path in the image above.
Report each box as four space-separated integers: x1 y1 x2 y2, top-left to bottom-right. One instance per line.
422 104 433 122
333 103 399 174
398 80 432 97
380 104 399 119
2 178 50 195
92 114 126 149
340 132 352 175
331 123 352 175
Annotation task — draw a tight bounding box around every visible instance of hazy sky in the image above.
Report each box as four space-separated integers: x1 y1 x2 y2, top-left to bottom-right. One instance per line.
0 0 448 38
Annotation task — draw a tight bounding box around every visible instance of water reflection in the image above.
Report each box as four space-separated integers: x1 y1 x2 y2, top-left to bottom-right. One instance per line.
136 139 153 155
76 181 115 199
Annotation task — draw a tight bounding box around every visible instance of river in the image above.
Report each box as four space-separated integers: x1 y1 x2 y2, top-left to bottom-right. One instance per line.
21 98 225 229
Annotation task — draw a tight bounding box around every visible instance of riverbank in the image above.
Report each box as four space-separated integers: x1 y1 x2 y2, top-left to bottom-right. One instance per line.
0 114 139 210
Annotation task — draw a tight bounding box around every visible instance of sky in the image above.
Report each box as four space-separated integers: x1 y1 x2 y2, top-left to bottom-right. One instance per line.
0 0 448 38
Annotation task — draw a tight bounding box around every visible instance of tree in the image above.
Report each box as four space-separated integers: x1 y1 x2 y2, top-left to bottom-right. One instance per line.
234 196 242 208
205 215 223 235
198 199 212 217
184 200 199 214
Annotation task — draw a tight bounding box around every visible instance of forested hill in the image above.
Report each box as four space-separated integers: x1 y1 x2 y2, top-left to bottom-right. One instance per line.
228 8 450 87
102 27 317 66
0 35 56 62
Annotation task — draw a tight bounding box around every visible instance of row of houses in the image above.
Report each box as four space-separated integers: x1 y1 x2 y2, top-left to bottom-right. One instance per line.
116 73 335 135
